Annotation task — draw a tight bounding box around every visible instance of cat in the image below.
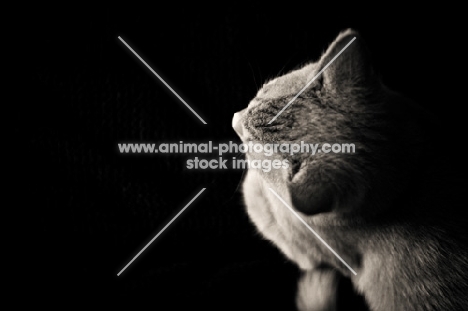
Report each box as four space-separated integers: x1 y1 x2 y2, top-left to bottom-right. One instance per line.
232 29 467 311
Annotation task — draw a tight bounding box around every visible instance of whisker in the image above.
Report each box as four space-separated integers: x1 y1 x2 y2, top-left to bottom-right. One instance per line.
247 62 259 91
276 52 296 77
207 151 247 207
256 62 263 87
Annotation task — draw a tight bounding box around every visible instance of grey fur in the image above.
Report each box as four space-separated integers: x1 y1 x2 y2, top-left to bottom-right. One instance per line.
234 29 468 310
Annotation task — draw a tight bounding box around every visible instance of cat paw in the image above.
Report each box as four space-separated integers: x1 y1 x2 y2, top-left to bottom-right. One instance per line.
296 268 341 311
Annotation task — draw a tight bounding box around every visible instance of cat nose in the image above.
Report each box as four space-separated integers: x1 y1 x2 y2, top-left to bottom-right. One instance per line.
232 110 245 138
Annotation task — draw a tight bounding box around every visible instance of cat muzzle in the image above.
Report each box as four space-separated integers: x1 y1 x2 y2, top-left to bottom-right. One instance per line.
232 111 244 138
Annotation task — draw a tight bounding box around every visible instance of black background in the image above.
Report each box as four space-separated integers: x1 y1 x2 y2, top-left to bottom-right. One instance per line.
16 4 465 310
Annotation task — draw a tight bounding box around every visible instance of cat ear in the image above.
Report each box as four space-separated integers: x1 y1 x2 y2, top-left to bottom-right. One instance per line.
287 162 334 215
286 158 367 216
317 29 375 88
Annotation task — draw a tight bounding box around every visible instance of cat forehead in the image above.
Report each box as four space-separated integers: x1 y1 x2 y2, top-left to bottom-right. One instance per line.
255 63 318 99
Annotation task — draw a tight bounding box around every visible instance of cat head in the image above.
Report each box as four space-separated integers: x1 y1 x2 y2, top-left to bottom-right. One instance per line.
233 29 422 218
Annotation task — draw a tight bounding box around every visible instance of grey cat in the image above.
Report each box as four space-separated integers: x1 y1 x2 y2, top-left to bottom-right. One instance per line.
232 29 467 310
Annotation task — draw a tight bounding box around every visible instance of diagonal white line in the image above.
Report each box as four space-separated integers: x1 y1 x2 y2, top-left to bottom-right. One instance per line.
268 37 356 124
118 36 207 125
117 188 206 276
268 188 357 275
